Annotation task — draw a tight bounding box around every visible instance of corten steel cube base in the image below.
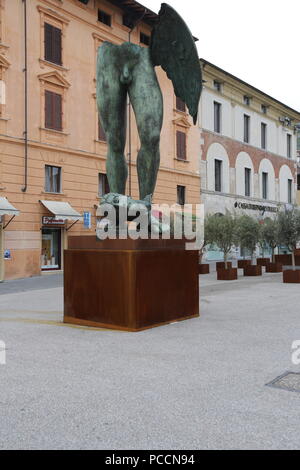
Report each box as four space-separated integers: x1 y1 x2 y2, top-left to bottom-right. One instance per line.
217 268 238 281
64 237 199 332
283 270 300 284
244 265 262 276
257 257 271 267
198 263 210 275
266 262 283 273
216 261 232 270
275 254 292 265
238 259 251 269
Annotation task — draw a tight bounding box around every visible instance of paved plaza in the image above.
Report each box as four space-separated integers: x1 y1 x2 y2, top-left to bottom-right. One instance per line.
0 267 299 450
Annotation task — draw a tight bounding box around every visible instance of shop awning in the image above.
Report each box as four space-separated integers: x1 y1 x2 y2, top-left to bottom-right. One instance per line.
0 197 20 216
40 200 83 221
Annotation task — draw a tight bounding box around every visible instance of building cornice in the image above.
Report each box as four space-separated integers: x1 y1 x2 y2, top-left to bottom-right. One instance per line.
201 58 300 120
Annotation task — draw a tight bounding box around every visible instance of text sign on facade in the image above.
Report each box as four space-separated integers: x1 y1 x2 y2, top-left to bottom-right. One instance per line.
83 211 91 229
234 202 279 214
42 216 65 226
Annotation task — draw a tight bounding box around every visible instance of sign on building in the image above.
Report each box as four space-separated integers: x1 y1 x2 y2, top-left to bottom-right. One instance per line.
83 211 91 229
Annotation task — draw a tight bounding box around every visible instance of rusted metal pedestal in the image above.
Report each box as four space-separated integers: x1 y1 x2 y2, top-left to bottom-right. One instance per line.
64 237 199 332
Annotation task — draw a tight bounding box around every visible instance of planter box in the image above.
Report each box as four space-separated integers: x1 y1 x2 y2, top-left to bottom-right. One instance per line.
217 268 238 281
266 262 283 273
238 259 251 269
275 254 292 265
243 265 262 276
257 257 271 267
198 264 210 275
283 270 300 283
216 261 232 270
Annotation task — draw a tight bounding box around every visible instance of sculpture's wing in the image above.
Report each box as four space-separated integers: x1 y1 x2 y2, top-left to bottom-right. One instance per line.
150 3 202 124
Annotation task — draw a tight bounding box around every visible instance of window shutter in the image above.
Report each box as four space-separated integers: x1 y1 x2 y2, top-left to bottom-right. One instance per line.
44 23 53 63
176 96 186 112
45 90 53 129
44 23 62 65
98 115 107 141
54 93 62 131
176 131 181 159
177 131 186 160
45 91 62 131
53 27 62 65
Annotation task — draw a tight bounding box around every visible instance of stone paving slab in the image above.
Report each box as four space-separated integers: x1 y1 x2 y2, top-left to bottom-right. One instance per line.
0 270 300 449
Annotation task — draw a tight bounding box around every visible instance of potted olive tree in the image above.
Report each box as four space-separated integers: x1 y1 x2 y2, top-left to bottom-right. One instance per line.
261 217 282 273
198 214 216 275
236 215 262 276
277 209 300 283
257 220 271 267
207 212 238 280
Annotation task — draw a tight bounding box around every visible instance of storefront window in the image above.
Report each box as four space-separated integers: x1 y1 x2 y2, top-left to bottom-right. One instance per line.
41 228 61 270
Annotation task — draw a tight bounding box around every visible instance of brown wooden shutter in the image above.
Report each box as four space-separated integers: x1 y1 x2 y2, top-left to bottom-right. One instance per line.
104 174 110 194
45 91 62 130
98 115 107 141
45 90 52 129
176 131 186 160
44 23 62 65
176 96 186 112
53 27 62 65
44 23 53 63
53 93 62 131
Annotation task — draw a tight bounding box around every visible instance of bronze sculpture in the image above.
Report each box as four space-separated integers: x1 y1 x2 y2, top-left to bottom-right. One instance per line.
96 3 202 228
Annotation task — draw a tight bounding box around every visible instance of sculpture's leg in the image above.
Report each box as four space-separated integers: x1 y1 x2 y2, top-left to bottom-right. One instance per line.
129 48 163 200
97 43 128 194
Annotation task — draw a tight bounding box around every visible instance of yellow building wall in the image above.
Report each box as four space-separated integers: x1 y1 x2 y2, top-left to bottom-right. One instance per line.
0 0 201 280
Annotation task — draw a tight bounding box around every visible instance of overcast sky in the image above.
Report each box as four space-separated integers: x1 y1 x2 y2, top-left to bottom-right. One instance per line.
141 0 300 113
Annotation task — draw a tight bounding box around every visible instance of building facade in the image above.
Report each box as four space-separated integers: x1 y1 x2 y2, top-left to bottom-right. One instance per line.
0 0 201 280
199 59 300 258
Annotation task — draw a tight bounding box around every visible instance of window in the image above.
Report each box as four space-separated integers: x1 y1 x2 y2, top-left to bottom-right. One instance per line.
177 185 186 206
215 159 222 192
98 173 110 197
176 131 186 160
98 10 111 26
140 32 150 46
261 104 267 114
288 179 293 204
45 165 61 193
213 80 222 92
214 101 221 133
262 172 268 200
44 23 62 66
287 134 292 158
176 96 186 113
244 114 250 143
244 95 251 106
98 116 107 142
261 123 267 150
45 90 62 131
245 168 251 197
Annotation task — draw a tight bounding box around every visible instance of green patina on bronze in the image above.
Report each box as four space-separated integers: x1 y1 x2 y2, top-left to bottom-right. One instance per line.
96 2 202 203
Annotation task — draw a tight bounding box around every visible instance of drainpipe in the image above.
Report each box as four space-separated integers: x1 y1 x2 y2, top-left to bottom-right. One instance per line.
21 0 28 192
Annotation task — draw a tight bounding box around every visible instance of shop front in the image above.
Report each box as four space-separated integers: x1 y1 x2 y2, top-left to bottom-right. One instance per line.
40 200 83 272
0 197 20 281
202 192 281 261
